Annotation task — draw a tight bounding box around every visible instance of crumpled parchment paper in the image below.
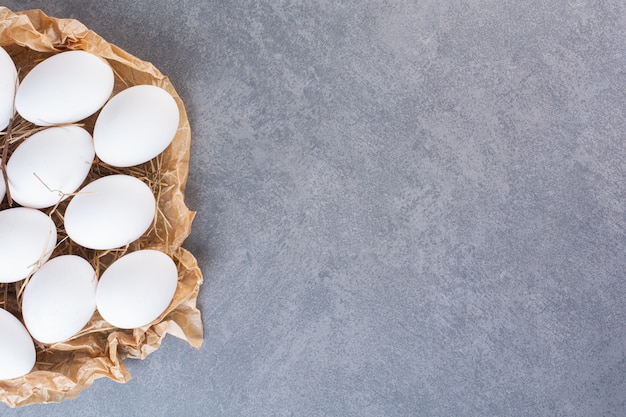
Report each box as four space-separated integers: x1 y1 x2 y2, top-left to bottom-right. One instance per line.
0 7 203 407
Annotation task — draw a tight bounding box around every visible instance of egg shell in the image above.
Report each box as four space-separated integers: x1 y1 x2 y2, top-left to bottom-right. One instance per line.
93 85 180 167
0 46 17 131
21 255 97 344
15 50 114 126
96 250 178 329
7 126 95 209
0 308 36 380
0 159 5 205
64 174 156 250
0 207 57 283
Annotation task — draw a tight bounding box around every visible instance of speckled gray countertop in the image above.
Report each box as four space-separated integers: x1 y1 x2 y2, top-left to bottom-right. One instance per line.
4 1 626 416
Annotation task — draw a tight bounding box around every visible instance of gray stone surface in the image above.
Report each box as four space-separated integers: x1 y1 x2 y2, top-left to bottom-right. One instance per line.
3 1 626 416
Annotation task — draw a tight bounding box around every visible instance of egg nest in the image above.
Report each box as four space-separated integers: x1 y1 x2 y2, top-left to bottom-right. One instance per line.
0 8 203 407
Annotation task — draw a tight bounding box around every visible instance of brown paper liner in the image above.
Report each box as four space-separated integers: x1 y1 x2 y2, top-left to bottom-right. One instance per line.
0 7 203 407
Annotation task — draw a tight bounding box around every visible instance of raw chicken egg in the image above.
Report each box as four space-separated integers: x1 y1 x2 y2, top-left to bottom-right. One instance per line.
64 174 156 250
0 308 36 380
0 159 5 205
7 125 95 209
0 46 17 131
22 255 97 344
0 207 57 283
96 250 178 329
15 50 114 126
93 85 179 167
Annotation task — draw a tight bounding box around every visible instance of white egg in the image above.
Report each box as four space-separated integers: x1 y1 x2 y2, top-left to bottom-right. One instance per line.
7 126 95 209
96 250 178 329
15 50 114 126
64 174 156 250
22 255 97 344
93 85 180 167
0 159 5 205
0 308 36 380
0 207 57 283
0 46 17 131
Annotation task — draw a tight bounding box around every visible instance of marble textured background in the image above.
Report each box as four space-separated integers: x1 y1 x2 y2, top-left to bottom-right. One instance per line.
4 1 626 416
